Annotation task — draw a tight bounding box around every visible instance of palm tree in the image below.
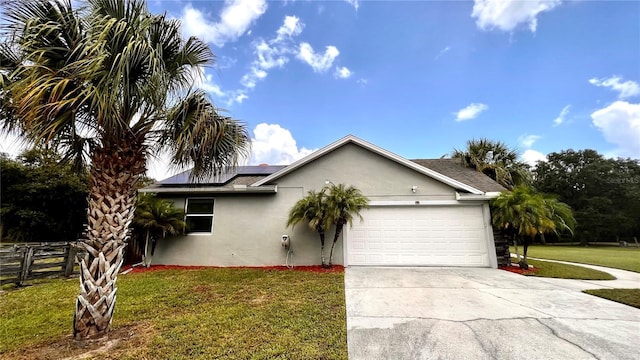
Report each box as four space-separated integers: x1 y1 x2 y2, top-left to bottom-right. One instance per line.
1 0 250 339
133 194 186 267
491 186 575 268
287 190 329 267
452 138 529 189
324 183 369 266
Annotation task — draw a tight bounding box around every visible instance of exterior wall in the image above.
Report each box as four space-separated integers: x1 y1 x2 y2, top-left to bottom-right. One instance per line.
152 142 492 267
274 143 457 201
153 188 335 266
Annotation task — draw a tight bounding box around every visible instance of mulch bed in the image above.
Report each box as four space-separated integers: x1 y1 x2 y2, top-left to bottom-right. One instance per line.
122 264 344 274
499 264 539 275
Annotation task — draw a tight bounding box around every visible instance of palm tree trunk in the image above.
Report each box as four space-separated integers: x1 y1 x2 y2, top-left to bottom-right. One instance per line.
317 226 327 267
143 230 150 267
74 142 145 340
328 220 345 266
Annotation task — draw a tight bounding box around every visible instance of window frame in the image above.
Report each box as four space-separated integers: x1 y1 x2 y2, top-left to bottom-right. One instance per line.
184 197 215 235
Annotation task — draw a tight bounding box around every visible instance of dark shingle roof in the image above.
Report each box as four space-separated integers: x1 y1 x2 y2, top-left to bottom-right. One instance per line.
411 159 506 193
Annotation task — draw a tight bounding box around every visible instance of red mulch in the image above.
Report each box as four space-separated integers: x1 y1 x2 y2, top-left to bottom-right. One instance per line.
122 264 344 274
499 265 539 275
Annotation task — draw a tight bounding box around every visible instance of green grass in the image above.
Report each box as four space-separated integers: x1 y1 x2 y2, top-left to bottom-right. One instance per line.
510 245 640 272
0 268 347 359
584 289 640 309
511 257 615 280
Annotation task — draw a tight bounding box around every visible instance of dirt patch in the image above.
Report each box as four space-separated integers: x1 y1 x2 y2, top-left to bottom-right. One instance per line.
122 264 345 274
499 265 539 275
0 323 155 360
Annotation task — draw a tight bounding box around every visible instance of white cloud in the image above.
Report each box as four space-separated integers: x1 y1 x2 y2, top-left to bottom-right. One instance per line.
471 0 562 32
357 78 368 86
553 105 570 126
521 149 547 167
276 15 304 41
434 46 451 60
297 43 340 73
198 73 226 97
237 16 305 96
249 123 316 165
180 0 268 47
455 103 488 121
345 0 359 11
334 66 352 79
591 101 640 158
518 134 541 148
255 40 289 70
589 76 640 99
235 93 249 104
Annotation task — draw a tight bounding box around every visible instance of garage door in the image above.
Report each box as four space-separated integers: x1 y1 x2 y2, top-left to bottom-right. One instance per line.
346 206 489 266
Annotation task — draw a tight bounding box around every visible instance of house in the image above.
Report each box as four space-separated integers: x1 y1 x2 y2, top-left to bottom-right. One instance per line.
141 135 506 268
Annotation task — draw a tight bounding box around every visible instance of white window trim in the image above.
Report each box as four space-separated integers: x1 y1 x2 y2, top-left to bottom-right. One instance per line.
185 197 215 235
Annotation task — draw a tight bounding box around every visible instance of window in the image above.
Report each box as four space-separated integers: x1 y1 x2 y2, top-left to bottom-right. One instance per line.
185 198 214 234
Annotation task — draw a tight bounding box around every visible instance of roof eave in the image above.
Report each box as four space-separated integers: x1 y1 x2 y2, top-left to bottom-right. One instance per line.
455 191 503 201
139 185 278 194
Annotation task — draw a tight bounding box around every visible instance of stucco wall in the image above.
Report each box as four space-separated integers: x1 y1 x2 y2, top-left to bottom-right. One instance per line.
152 142 469 267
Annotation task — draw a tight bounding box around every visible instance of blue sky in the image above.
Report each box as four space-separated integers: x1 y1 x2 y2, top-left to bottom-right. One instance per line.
2 0 639 180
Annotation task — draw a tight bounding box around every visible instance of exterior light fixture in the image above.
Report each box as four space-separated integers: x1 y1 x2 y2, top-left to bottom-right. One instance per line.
412 185 418 193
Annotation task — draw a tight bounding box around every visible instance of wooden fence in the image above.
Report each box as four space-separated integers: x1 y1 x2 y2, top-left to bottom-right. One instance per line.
0 242 85 287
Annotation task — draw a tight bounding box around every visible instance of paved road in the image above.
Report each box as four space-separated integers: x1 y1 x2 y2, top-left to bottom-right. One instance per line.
345 267 640 360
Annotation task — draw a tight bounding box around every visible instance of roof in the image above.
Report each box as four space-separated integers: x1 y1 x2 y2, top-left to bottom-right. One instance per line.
410 159 507 193
142 135 505 196
157 165 287 185
252 135 488 195
139 165 285 194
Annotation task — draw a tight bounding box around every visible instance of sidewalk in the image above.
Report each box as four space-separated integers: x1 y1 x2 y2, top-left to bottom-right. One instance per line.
510 253 640 290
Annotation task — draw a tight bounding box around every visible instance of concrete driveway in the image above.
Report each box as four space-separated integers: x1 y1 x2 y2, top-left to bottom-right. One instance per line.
345 267 640 360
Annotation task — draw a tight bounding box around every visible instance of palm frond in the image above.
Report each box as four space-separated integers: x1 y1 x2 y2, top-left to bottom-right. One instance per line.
159 91 250 180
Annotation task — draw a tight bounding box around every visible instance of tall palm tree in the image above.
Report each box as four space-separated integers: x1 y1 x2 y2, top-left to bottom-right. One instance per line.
133 194 186 267
324 183 369 266
287 190 329 267
452 138 529 189
1 0 250 339
491 186 575 268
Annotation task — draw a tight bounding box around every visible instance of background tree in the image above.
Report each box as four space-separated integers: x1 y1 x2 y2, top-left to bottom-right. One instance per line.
452 138 530 189
324 183 369 266
1 0 250 339
287 190 329 267
533 149 640 245
0 149 87 243
133 194 185 267
491 186 576 268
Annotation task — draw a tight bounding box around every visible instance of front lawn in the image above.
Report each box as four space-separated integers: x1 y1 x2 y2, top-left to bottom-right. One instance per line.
510 245 640 272
507 257 615 280
0 267 347 360
584 289 640 309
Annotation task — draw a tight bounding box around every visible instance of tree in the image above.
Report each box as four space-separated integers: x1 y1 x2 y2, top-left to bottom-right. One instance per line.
324 183 369 266
533 149 640 244
1 0 250 339
287 190 330 267
133 194 185 267
491 186 576 268
452 138 530 189
0 149 88 243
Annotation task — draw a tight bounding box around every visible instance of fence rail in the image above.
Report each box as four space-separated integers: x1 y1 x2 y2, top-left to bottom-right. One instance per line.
0 242 85 286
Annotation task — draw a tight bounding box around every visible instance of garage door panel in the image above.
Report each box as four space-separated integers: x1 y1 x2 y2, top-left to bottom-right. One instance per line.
347 206 489 267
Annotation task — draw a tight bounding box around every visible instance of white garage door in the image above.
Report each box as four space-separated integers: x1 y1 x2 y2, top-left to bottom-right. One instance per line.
346 206 490 266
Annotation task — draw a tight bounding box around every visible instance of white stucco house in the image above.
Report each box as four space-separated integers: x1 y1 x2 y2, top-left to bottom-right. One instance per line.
141 135 506 268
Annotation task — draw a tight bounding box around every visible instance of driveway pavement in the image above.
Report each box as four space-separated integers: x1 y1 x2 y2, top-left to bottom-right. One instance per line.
345 267 640 360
